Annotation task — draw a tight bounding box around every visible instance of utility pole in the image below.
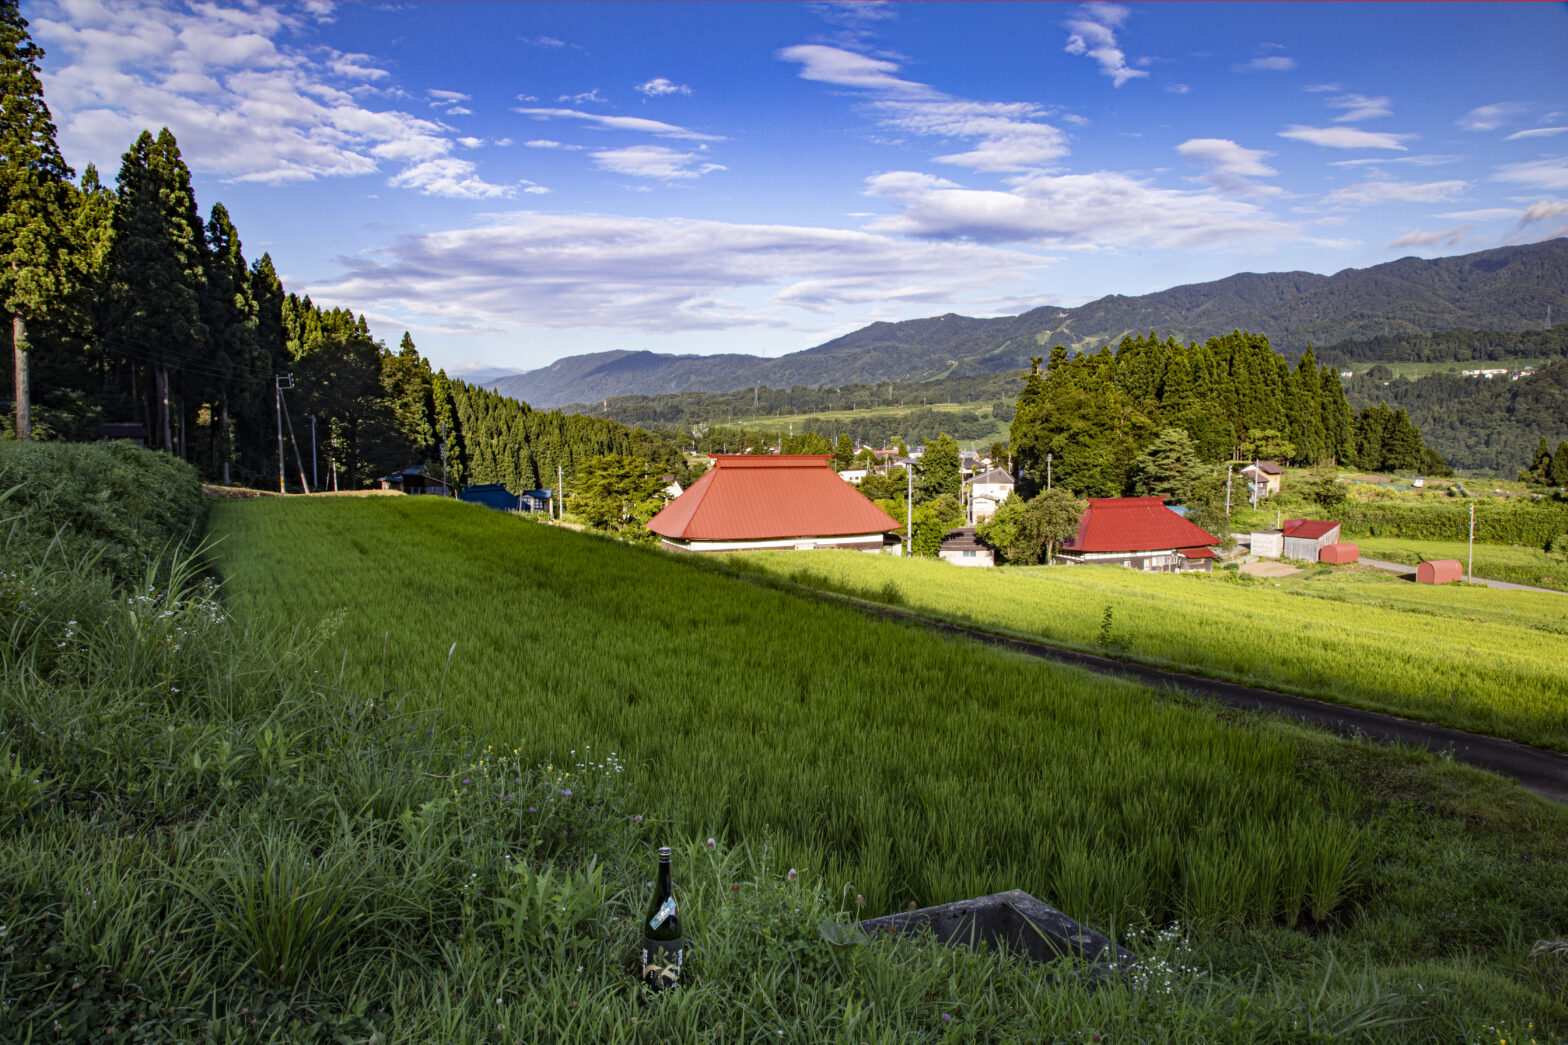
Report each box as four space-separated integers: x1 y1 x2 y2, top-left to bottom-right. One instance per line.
1047 452 1053 492
906 462 913 557
274 373 292 493
1225 462 1234 515
1468 501 1475 581
309 415 318 491
557 464 564 521
439 421 449 488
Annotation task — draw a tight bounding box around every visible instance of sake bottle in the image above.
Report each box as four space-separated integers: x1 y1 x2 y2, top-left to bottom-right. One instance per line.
638 846 683 990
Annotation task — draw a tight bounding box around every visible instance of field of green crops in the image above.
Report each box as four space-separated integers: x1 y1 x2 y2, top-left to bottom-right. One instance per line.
212 496 1377 931
730 551 1568 752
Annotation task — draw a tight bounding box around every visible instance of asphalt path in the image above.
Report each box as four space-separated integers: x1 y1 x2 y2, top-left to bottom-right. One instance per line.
1359 556 1565 594
816 591 1568 806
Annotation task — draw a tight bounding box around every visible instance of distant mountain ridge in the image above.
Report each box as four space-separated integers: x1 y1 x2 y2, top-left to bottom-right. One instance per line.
491 239 1568 408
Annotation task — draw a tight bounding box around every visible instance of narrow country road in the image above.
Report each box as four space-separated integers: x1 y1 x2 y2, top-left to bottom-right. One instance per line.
1358 556 1565 594
810 590 1568 806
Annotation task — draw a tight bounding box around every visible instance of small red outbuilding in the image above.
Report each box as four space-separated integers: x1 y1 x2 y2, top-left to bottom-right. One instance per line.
1415 559 1464 584
1319 542 1359 564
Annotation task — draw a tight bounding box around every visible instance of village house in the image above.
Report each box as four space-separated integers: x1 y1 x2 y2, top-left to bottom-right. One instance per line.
1056 496 1220 572
379 467 455 496
646 454 901 553
1240 461 1283 499
965 467 1014 523
938 527 995 567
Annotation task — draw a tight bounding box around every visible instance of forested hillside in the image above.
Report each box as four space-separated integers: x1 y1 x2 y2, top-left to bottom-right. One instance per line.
492 239 1568 406
1347 358 1568 476
1314 324 1568 369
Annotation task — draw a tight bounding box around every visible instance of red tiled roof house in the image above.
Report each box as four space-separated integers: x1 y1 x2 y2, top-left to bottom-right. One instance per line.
1056 497 1220 572
646 455 902 553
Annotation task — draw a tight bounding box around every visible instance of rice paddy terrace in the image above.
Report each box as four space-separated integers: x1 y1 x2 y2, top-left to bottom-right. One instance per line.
208 495 1568 1035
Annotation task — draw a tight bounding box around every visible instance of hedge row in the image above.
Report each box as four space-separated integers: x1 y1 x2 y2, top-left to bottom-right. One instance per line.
1339 496 1568 547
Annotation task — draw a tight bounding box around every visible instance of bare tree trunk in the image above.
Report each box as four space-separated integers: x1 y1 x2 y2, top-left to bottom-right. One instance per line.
156 364 172 453
220 400 230 485
12 314 31 440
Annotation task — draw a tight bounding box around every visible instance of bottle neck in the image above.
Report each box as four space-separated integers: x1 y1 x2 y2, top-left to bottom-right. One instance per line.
655 857 672 896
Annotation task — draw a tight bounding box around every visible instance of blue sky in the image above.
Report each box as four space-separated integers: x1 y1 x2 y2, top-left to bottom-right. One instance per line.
27 0 1568 376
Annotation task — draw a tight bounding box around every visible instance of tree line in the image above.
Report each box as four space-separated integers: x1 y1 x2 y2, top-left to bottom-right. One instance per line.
1 3 697 500
1008 331 1449 503
1311 324 1568 368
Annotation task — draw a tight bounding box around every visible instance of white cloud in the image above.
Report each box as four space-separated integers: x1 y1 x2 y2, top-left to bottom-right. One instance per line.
444 106 471 116
863 168 1294 250
559 89 606 105
1278 125 1416 150
1513 200 1568 231
1237 55 1295 72
1062 4 1148 88
1493 156 1568 192
457 136 483 148
1323 178 1467 207
1387 225 1468 248
312 212 1048 332
1165 83 1190 95
635 77 691 97
427 89 470 104
778 45 1068 172
1327 93 1391 122
32 0 510 197
514 106 723 141
592 145 725 181
1506 127 1568 141
1436 207 1521 221
523 35 565 48
1327 154 1459 168
1176 138 1280 198
1459 102 1526 132
524 139 582 150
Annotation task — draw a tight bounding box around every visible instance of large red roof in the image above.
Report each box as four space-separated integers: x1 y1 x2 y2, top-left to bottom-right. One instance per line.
1060 497 1220 553
646 455 900 541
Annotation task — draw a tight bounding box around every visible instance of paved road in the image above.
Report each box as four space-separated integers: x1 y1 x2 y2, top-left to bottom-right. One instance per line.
1359 556 1565 594
816 591 1568 805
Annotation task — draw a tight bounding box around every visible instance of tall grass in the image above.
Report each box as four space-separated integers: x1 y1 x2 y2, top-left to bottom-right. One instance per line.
728 549 1568 751
210 496 1373 930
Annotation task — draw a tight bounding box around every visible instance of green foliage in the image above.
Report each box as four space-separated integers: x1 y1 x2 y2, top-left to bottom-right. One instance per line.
569 454 666 540
916 432 960 502
1339 496 1568 547
1127 428 1205 501
979 488 1087 564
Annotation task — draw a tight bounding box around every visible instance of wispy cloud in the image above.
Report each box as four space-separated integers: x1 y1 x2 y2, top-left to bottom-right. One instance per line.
591 145 724 181
1458 102 1526 132
635 77 691 98
1505 127 1568 141
1176 138 1280 197
1492 156 1568 192
1387 225 1468 248
514 107 724 141
1510 200 1568 240
1327 93 1391 122
559 89 607 106
1062 4 1148 88
1279 125 1416 150
32 0 513 197
1236 55 1295 73
313 212 1048 332
778 45 1068 172
1323 178 1467 208
862 169 1294 251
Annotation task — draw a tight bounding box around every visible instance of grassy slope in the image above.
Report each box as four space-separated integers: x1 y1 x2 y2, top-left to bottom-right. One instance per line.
1353 536 1568 591
207 495 1568 1038
735 551 1568 752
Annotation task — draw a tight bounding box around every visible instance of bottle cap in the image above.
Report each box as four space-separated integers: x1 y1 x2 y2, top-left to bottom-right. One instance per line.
658 846 672 859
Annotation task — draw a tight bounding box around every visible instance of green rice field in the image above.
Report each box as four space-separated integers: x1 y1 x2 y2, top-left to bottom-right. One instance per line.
212 495 1372 930
732 551 1568 752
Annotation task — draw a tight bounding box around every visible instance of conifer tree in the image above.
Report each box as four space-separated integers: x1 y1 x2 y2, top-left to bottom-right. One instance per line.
202 202 259 482
1548 441 1568 487
1528 437 1552 483
1 0 73 439
917 433 961 502
104 128 208 453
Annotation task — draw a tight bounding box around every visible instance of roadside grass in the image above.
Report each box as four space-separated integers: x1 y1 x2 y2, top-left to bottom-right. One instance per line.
203 493 1568 1038
732 550 1568 752
1352 535 1568 592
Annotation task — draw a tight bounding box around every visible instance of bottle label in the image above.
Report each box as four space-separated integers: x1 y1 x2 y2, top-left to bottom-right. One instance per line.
648 896 677 930
640 938 684 990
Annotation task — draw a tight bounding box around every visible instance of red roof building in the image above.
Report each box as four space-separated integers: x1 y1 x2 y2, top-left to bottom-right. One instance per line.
1057 497 1221 572
646 455 901 553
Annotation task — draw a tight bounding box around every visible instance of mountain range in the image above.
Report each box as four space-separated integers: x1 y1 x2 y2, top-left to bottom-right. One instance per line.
489 239 1568 409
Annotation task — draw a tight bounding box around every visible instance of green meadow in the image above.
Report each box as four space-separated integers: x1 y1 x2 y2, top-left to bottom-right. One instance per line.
1352 535 1568 592
731 551 1568 752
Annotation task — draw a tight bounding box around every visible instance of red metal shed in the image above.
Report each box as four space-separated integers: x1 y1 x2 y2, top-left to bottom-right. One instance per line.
1415 559 1463 584
1319 542 1359 563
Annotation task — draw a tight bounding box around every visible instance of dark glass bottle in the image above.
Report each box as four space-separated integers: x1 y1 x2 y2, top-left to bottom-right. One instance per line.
638 846 683 991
